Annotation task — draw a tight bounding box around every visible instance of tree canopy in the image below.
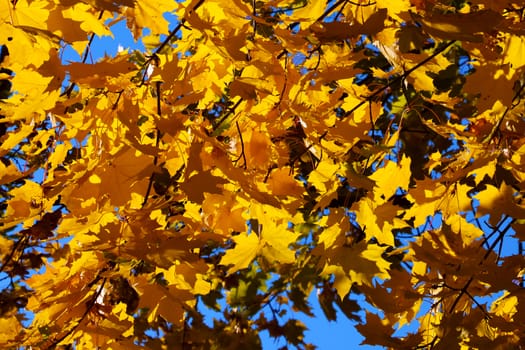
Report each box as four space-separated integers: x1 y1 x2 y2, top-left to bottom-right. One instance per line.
1 0 525 348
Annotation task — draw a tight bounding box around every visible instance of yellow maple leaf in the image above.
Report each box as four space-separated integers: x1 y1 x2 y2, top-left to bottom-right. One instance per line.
245 129 272 170
180 169 228 203
267 167 304 197
134 276 192 326
125 0 178 39
319 242 391 299
287 0 326 28
491 291 517 318
376 0 411 22
475 182 525 225
0 315 22 346
48 142 72 174
4 180 44 221
2 0 50 30
62 3 112 37
220 201 298 273
90 147 154 206
355 198 396 247
0 160 22 187
503 34 525 70
416 9 502 42
220 232 260 274
308 158 340 193
260 220 298 265
370 156 411 204
68 251 104 278
201 193 247 235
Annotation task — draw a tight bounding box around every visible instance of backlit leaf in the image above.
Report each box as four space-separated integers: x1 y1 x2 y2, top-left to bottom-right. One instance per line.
220 232 260 274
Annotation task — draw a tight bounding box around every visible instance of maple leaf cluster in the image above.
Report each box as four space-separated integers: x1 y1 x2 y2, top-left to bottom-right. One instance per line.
1 0 525 349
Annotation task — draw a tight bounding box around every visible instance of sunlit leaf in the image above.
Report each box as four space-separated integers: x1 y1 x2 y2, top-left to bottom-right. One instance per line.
220 232 260 274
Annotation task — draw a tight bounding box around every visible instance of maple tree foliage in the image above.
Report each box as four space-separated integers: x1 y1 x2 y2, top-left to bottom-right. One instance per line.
1 0 525 348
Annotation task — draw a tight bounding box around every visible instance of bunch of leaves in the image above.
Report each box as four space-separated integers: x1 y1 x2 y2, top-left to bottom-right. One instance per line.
1 0 525 349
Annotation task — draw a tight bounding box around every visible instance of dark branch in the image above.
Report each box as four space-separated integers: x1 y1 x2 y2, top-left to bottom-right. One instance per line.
342 41 456 120
213 98 243 132
485 79 525 144
234 121 247 170
142 81 163 208
61 10 105 98
449 217 515 314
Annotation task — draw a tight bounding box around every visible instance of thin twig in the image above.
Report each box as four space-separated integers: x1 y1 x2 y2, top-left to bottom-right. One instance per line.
414 336 438 349
479 216 506 248
213 98 243 132
343 41 456 120
234 121 247 169
347 0 377 6
111 90 124 110
263 164 278 183
252 0 257 38
444 283 491 319
61 11 104 98
448 217 515 314
483 217 514 261
138 0 206 86
333 0 351 20
316 0 346 22
275 53 289 109
0 235 28 274
465 290 491 319
517 196 525 288
485 80 525 144
152 0 206 57
274 0 360 62
142 81 162 208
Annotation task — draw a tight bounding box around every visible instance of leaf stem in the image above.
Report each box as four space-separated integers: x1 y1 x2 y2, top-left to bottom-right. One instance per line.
234 121 247 169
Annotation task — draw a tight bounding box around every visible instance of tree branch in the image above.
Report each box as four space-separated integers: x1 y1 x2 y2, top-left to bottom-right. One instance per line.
448 217 515 314
233 121 247 169
142 81 162 208
152 0 206 57
213 98 243 132
485 79 525 144
61 11 105 98
0 235 28 274
342 41 456 120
